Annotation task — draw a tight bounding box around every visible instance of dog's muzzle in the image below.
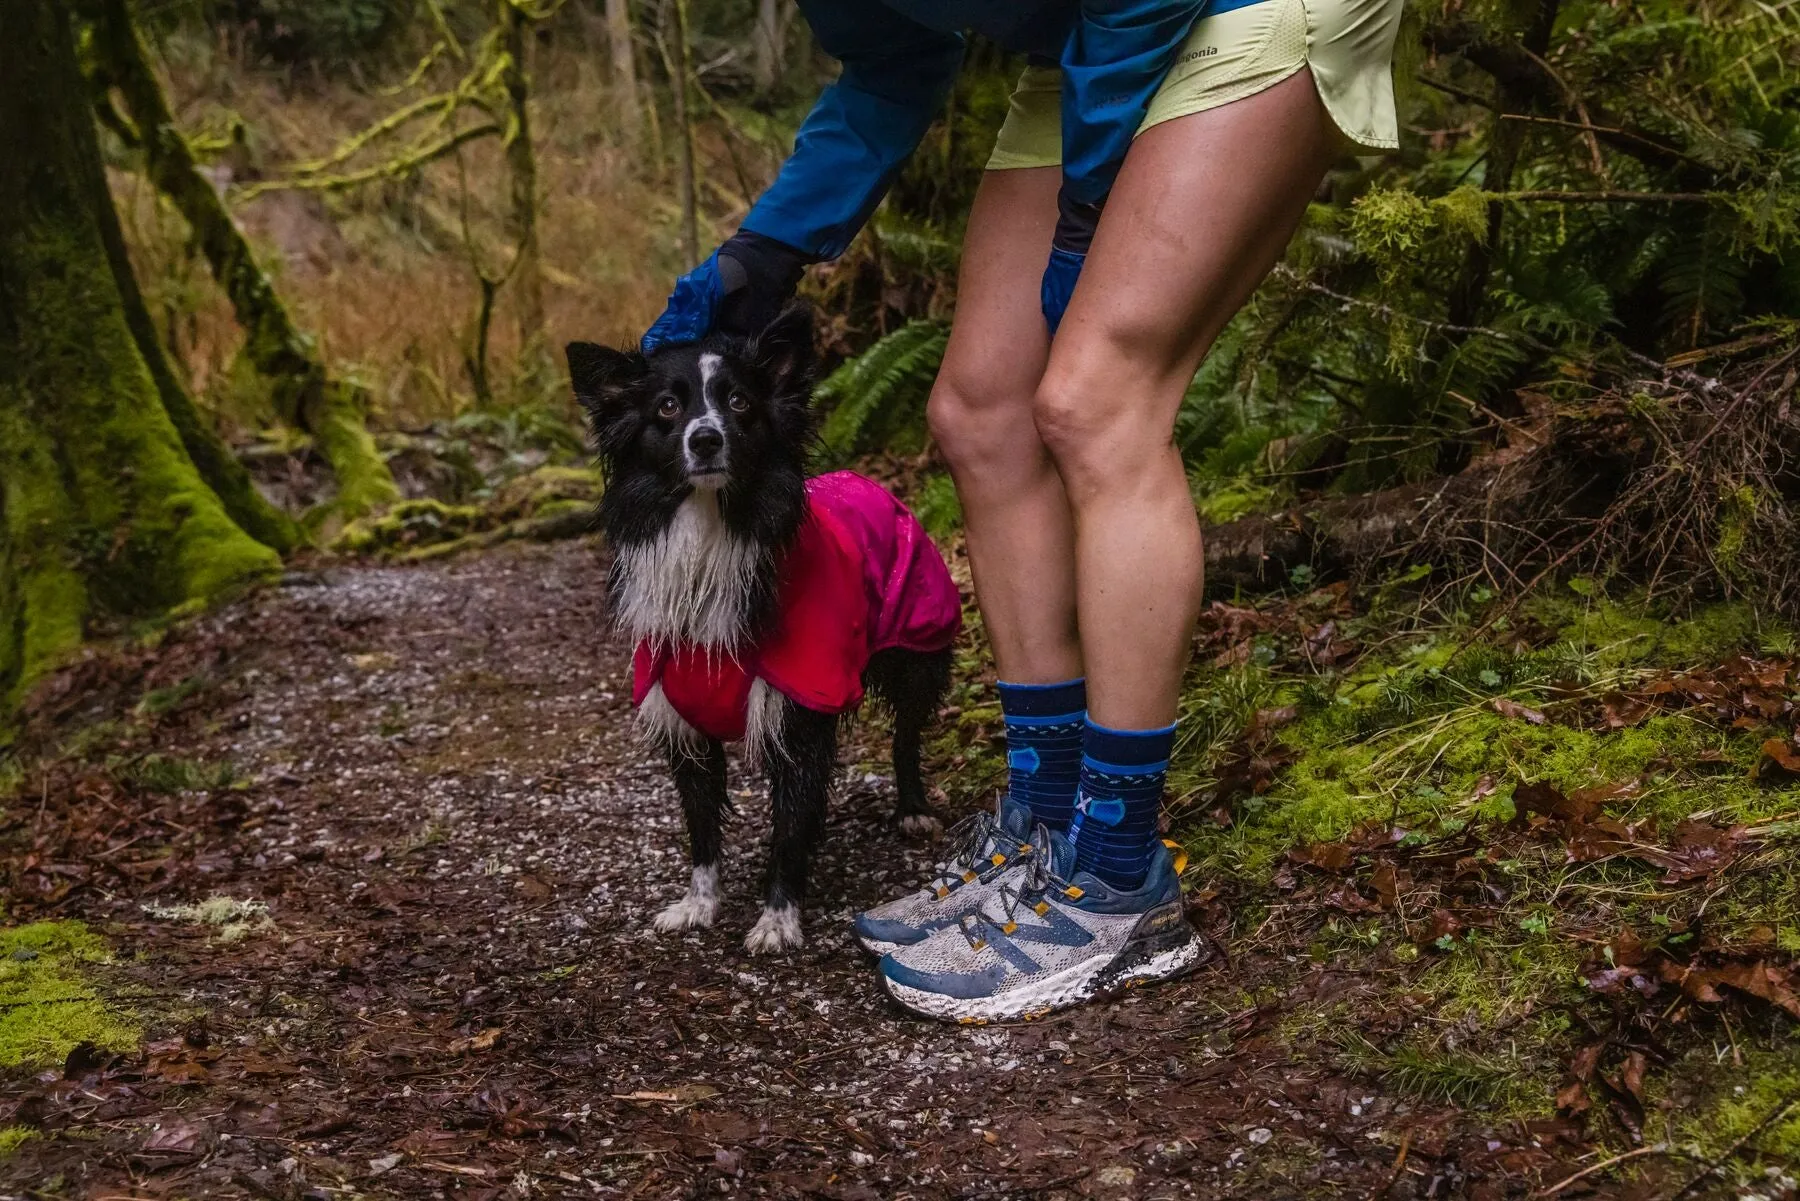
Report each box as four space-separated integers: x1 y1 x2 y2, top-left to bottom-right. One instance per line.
684 418 728 486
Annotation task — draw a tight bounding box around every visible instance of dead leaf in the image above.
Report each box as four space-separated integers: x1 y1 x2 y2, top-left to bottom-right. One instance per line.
1759 738 1800 776
1287 841 1354 873
1492 697 1547 725
1371 862 1400 911
613 1084 719 1105
448 1027 503 1054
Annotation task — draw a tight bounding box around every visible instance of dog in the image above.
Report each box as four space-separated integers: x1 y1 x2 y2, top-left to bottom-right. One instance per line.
566 304 959 953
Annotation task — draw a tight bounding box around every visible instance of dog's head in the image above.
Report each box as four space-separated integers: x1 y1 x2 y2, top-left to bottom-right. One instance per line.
566 304 817 495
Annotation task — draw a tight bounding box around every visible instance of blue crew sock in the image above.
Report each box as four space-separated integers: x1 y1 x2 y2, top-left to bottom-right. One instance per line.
995 678 1086 833
1069 719 1175 890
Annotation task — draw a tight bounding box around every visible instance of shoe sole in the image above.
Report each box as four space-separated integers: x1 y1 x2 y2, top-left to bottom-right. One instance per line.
879 930 1211 1024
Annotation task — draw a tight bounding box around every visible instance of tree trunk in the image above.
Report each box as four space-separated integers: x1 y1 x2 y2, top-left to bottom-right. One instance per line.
81 0 399 522
1445 0 1560 328
500 0 545 354
0 0 281 708
750 0 784 95
606 0 642 142
666 0 699 264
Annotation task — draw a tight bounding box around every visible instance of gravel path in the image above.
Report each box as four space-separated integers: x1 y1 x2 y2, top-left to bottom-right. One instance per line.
0 540 1488 1200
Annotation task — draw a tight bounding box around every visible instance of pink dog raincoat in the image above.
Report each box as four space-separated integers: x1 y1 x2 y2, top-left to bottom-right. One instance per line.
632 471 962 740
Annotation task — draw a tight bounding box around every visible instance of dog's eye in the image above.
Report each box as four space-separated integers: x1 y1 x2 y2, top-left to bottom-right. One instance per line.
727 391 750 414
656 396 681 420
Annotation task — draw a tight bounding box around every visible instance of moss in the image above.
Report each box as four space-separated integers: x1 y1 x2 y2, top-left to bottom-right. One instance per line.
0 921 138 1069
1675 1046 1800 1159
307 379 401 523
335 465 602 559
0 1127 38 1158
1 42 282 715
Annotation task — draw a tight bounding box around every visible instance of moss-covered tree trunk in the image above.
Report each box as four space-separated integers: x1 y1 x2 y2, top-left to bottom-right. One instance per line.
80 0 399 522
0 0 283 709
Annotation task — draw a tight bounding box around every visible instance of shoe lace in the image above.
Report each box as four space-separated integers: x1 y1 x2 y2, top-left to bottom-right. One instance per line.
959 826 1059 949
926 810 998 892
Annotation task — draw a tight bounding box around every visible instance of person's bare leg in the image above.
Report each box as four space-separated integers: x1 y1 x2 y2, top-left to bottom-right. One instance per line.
927 166 1081 685
1034 70 1344 728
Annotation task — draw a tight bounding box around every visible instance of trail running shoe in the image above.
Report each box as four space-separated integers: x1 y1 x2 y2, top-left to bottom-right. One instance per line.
852 797 1037 957
877 829 1208 1023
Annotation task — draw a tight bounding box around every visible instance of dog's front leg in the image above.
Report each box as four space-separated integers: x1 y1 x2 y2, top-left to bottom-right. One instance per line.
745 704 838 954
653 736 729 933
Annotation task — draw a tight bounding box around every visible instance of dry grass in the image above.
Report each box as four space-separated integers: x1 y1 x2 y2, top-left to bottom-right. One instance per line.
111 23 730 435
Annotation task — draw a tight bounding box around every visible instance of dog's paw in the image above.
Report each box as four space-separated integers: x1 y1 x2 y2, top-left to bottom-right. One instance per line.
652 892 719 933
743 904 804 954
898 812 943 839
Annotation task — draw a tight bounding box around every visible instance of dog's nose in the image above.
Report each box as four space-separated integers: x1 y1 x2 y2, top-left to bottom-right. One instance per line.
687 424 724 460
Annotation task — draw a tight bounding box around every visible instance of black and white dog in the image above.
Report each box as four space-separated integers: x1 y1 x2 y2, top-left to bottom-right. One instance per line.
567 306 953 953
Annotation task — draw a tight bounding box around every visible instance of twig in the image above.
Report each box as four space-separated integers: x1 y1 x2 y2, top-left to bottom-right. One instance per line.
1368 1128 1412 1199
1668 1091 1800 1199
1494 190 1719 204
233 122 500 201
1535 1143 1670 1197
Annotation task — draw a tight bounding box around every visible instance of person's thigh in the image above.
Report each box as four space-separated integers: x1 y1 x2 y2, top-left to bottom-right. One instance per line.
932 165 1060 423
1044 67 1342 461
929 165 1084 684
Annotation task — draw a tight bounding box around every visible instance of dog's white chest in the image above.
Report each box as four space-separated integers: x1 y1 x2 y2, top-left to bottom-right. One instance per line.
612 491 763 651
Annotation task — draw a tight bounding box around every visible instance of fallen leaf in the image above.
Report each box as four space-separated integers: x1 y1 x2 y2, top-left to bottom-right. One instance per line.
613 1084 719 1105
1371 862 1400 911
1492 697 1546 725
1760 738 1800 776
448 1027 503 1054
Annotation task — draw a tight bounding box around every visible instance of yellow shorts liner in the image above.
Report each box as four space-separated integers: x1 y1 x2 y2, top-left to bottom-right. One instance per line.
986 0 1403 172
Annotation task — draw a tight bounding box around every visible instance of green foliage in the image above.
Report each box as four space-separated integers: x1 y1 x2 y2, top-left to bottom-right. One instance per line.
814 320 948 462
0 921 137 1069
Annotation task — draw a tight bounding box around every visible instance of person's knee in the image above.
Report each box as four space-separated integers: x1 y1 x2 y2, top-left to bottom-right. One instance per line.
1033 337 1182 499
927 367 1037 474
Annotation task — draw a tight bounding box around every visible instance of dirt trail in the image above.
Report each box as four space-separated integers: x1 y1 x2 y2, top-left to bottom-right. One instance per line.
0 541 1511 1199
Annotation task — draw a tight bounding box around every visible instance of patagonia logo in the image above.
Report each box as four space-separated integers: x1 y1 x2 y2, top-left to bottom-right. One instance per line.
1177 46 1220 64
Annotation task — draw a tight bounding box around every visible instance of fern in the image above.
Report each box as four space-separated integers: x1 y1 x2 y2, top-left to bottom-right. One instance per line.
815 320 949 461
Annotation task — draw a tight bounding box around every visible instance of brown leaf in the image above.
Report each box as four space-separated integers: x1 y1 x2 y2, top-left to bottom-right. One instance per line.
448 1027 504 1054
1371 862 1400 911
613 1084 719 1105
1247 706 1298 739
1759 738 1800 776
1287 841 1354 873
1619 1051 1647 1103
1708 961 1800 1019
1492 697 1547 725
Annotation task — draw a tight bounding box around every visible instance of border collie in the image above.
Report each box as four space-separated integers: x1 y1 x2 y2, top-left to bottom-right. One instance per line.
567 305 957 953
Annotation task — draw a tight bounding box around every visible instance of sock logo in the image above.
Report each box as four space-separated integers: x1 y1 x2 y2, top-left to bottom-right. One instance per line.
1075 793 1126 827
1007 747 1041 774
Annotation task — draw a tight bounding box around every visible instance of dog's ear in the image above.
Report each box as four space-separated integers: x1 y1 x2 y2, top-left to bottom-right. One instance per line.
750 303 815 390
565 341 644 414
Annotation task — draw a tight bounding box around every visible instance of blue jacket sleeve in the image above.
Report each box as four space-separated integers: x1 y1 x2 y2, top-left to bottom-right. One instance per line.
1058 0 1206 210
739 1 965 262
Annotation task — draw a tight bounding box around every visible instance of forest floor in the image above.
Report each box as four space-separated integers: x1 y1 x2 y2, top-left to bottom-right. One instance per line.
2 538 1798 1200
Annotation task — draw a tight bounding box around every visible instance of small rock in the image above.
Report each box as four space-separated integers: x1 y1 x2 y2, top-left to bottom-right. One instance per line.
11 948 38 962
368 1153 403 1176
1248 1127 1273 1145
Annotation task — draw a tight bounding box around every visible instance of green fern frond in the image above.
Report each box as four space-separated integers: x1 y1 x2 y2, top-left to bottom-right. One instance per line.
815 319 949 460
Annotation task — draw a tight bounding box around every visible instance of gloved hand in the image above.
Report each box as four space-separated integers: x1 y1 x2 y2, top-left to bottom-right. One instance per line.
642 230 810 354
1041 190 1103 337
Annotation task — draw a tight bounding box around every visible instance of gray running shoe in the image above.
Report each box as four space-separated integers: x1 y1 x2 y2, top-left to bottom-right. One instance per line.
852 797 1037 957
877 829 1208 1023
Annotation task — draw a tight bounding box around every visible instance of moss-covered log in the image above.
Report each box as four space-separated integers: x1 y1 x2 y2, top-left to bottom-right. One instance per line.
0 0 282 710
81 0 400 521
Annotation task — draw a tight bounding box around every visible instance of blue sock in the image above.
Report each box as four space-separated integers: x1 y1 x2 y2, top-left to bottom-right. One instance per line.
1069 719 1175 891
995 678 1086 833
